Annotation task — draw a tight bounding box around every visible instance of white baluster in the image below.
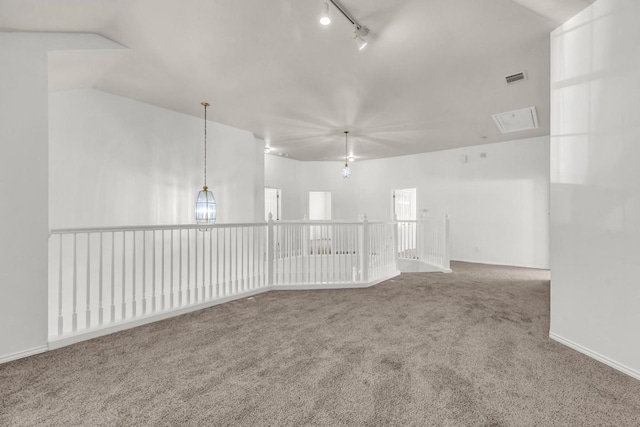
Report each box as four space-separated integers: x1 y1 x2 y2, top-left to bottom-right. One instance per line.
142 230 146 315
152 230 156 313
187 228 191 304
179 229 183 306
121 232 126 320
241 227 245 292
232 227 237 293
195 228 199 301
85 233 91 329
99 232 103 326
362 215 369 282
223 227 228 295
208 227 213 299
444 214 451 270
110 232 115 323
57 235 64 336
216 228 221 297
267 213 274 286
72 233 78 331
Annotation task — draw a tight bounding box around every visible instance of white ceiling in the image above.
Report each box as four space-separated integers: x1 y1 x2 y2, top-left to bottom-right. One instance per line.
0 0 593 161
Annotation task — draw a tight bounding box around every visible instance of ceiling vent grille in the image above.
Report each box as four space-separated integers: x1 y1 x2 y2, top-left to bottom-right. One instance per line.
505 72 527 84
492 106 539 134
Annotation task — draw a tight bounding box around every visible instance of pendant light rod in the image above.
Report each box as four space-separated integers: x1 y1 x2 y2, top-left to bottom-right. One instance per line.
341 130 352 179
344 130 349 166
201 101 209 189
328 0 364 29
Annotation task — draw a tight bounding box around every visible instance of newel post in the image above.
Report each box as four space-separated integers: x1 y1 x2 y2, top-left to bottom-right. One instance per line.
361 214 370 283
444 214 451 270
267 213 274 286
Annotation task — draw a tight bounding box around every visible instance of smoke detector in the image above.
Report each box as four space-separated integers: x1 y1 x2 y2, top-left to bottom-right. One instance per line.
492 107 539 133
505 71 527 85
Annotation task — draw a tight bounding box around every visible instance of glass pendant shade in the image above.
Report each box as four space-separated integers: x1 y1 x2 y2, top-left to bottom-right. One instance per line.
195 186 217 224
342 164 352 179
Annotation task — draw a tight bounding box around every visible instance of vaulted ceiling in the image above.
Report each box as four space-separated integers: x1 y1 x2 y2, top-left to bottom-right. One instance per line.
0 0 593 160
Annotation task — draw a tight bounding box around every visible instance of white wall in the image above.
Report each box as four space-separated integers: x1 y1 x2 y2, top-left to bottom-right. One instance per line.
550 0 640 378
49 89 264 228
264 154 304 220
281 137 549 269
0 33 125 362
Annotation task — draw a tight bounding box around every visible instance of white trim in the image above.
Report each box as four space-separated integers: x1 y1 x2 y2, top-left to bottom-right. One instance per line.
0 345 48 365
451 258 549 270
398 258 452 273
270 271 401 291
549 332 640 381
49 287 270 350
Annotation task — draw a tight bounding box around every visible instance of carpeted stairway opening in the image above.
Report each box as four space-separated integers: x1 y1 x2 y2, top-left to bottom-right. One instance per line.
1 262 639 426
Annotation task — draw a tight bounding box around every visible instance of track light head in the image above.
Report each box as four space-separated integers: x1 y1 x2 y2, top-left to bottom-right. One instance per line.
354 26 369 50
320 1 331 26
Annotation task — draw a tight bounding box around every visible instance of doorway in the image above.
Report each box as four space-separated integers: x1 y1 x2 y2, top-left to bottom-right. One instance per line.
265 187 281 221
393 188 417 259
308 191 332 251
393 188 417 221
308 191 332 220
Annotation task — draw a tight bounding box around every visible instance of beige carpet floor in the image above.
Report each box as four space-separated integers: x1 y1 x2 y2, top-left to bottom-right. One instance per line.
1 262 639 426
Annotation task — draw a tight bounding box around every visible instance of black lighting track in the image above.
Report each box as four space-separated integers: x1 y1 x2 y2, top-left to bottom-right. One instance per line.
328 0 361 28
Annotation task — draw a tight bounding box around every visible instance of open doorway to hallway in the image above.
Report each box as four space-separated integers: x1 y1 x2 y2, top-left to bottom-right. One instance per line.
265 187 281 221
393 188 417 259
392 188 416 221
308 191 332 220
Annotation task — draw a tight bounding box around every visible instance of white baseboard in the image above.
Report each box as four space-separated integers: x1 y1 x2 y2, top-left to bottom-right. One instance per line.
549 332 640 381
49 287 271 351
0 345 48 365
451 258 549 270
398 259 452 273
270 271 401 291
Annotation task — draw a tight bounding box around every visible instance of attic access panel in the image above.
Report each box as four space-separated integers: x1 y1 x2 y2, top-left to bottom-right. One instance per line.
492 106 539 133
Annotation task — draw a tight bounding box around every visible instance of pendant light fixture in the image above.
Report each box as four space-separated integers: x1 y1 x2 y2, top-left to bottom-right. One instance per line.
341 130 352 179
195 102 217 224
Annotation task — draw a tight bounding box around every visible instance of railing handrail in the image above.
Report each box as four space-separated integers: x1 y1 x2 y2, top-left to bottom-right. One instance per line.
396 219 446 224
277 221 395 226
48 216 449 341
51 219 402 235
50 222 269 235
275 220 362 225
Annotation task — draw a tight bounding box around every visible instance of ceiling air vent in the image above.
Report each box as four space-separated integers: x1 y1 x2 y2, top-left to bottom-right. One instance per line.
492 106 539 134
505 71 527 85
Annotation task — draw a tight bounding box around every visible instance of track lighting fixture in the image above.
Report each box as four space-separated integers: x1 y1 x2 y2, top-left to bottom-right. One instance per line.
353 26 369 51
322 0 370 51
320 1 331 26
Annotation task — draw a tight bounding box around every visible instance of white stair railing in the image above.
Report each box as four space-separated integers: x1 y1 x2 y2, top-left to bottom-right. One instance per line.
397 215 451 271
49 223 269 339
48 217 404 341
